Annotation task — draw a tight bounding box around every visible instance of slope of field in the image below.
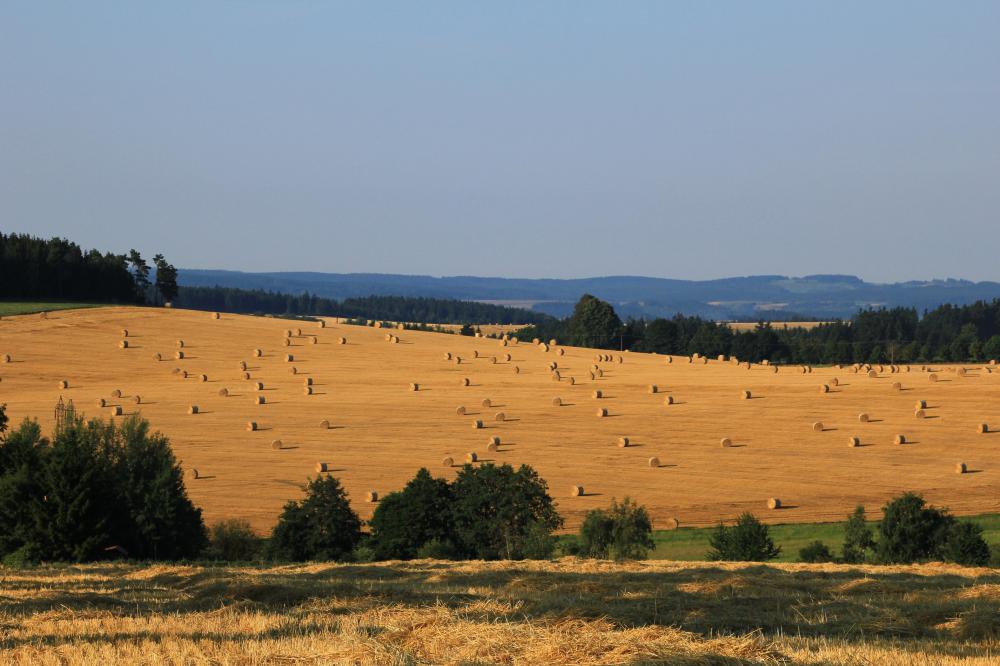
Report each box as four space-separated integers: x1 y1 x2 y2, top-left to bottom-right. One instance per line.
2 306 998 533
1 559 997 664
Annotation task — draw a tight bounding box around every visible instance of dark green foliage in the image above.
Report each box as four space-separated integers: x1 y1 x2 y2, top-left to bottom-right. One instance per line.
940 522 991 567
569 294 622 348
153 254 179 303
842 505 875 564
0 414 207 563
707 513 781 561
798 540 834 563
368 468 453 560
875 493 954 564
415 538 458 559
459 323 475 336
579 497 655 561
449 463 562 560
268 475 362 561
206 519 263 561
0 404 7 434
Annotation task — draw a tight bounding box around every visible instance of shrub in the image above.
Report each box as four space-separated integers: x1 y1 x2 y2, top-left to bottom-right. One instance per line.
875 492 954 564
207 519 262 561
368 468 453 560
940 522 991 567
579 497 654 561
842 505 875 564
798 540 834 563
450 463 562 560
268 475 361 561
707 512 781 561
0 403 7 434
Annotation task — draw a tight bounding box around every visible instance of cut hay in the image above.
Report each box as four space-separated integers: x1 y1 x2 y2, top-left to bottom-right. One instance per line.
442 456 454 467
253 348 262 357
456 405 466 416
242 371 251 380
481 398 492 408
867 370 877 378
466 452 478 463
199 374 208 382
649 384 658 394
551 397 562 406
494 412 505 422
929 373 938 382
664 395 674 405
461 377 470 387
830 377 839 386
316 462 330 473
915 400 927 409
58 380 68 389
472 419 484 429
366 491 379 503
285 354 294 362
914 409 925 418
812 421 823 432
767 498 781 510
894 434 906 445
592 390 603 399
570 485 584 497
596 407 608 417
304 377 313 386
119 340 129 349
255 395 265 405
858 413 870 423
218 388 229 397
848 436 860 447
132 395 141 404
977 423 988 434
175 351 185 360
304 386 313 395
111 389 122 398
617 436 630 448
820 384 830 394
271 440 283 450
110 405 123 416
153 352 162 361
338 337 347 344
648 457 660 468
320 419 330 429
720 437 732 448
892 382 902 391
410 382 420 392
956 462 968 474
176 340 184 348
489 435 500 446
188 405 199 415
254 381 264 390
741 389 751 400
96 398 106 407
239 361 247 371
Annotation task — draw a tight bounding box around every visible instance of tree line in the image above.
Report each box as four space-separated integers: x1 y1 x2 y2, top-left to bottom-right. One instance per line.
514 294 1000 364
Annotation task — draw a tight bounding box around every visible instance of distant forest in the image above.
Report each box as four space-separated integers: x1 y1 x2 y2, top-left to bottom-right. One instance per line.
516 295 1000 365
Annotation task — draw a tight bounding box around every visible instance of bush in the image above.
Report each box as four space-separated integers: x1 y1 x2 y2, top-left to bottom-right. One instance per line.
450 463 562 560
268 475 361 561
415 538 458 560
940 522 991 567
579 497 655 561
707 513 781 561
875 492 954 564
206 519 262 561
842 505 875 564
798 540 834 563
368 468 453 560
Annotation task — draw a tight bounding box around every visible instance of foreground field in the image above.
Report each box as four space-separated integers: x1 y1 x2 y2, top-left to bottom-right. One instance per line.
2 306 999 533
1 559 996 664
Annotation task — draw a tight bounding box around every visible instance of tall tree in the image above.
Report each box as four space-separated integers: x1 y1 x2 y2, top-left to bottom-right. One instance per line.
152 254 179 303
128 249 151 302
569 294 622 348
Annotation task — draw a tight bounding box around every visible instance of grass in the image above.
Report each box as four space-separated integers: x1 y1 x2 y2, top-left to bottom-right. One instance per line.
646 514 1000 562
0 558 996 664
0 301 101 317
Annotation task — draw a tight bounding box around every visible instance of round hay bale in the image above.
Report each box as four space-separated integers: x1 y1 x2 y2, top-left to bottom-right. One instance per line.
320 419 330 429
892 382 902 391
648 457 660 468
304 377 313 386
589 371 596 380
597 369 604 377
596 407 608 417
95 397 107 407
304 386 313 395
473 419 484 429
1 354 10 363
915 400 927 409
618 436 630 448
568 376 576 385
283 339 291 347
410 382 419 392
928 373 938 382
444 352 453 361
551 370 561 381
253 348 262 357
366 491 379 503
454 357 462 365
255 395 265 405
285 354 294 362
121 328 129 337
500 339 508 347
119 340 129 349
189 468 200 480
473 350 480 359
592 390 603 399
914 409 925 418
540 343 549 352
741 389 751 400
830 377 839 387
812 421 823 432
442 456 454 467
271 440 283 450
132 395 141 404
494 412 505 422
718 354 726 362
848 436 860 447
188 405 199 415
977 423 988 434
295 327 303 336
548 361 557 370
533 338 540 345
456 405 466 416
767 498 781 510
338 337 347 345
481 398 491 408
956 462 967 474
58 379 68 389
720 437 732 448
772 366 779 374
664 395 674 405
153 352 162 361
858 413 870 423
665 355 673 364
285 329 293 338
489 435 500 446
549 339 557 346
218 388 229 397
466 452 478 463
513 366 520 374
176 340 184 348
511 336 518 344
310 336 318 345
558 348 565 357
570 485 584 497
110 405 123 416
867 370 877 378
490 357 497 364
181 370 189 379
316 462 330 473
111 389 122 398
486 441 498 452
239 360 247 371
212 312 220 320
664 517 680 529
649 384 659 394
175 351 185 360
171 367 180 374
894 434 906 445
552 397 562 406
242 371 251 380
820 384 830 394
957 367 967 377
504 353 512 362
459 377 471 388
199 374 208 382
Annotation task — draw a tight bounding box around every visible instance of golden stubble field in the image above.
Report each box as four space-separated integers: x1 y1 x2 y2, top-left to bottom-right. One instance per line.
1 306 998 533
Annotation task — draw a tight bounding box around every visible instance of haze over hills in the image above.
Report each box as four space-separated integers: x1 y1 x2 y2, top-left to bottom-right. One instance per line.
178 269 1000 320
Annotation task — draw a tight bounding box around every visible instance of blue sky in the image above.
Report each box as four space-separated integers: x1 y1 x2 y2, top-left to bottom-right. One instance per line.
2 2 998 281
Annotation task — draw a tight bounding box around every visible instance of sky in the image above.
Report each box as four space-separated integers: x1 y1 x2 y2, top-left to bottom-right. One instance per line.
2 2 999 282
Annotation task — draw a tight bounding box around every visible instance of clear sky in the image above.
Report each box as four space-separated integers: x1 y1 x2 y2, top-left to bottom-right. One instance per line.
2 2 999 282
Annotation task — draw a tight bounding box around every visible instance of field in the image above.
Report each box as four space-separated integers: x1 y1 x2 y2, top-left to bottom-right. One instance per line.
1 559 997 664
0 302 100 317
1 306 999 534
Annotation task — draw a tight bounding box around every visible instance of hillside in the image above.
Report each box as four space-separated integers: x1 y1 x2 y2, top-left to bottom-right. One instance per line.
2 306 998 534
2 559 997 664
178 269 1000 319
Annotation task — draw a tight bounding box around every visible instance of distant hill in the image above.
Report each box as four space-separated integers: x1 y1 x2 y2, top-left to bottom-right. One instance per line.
177 269 1000 320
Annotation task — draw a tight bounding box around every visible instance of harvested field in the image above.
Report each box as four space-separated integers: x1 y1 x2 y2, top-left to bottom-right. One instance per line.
2 306 998 533
0 559 997 665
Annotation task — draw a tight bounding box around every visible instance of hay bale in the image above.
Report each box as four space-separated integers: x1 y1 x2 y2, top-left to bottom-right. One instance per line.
494 412 505 422
175 351 185 360
957 367 967 377
181 370 189 379
285 329 293 338
548 361 558 371
338 337 347 345
442 456 454 467
812 421 823 432
58 380 68 389
212 312 220 320
597 369 604 377
831 377 839 387
219 388 229 397
914 409 925 418
310 336 318 345
848 436 860 447
558 349 565 357
533 338 540 345
588 371 596 380
304 377 313 386
456 405 466 416
504 353 512 362
928 373 938 382
977 423 988 434
188 405 199 415
665 355 673 364
1 354 10 363
253 348 262 357
189 468 200 480
490 356 497 364
664 517 680 529
648 457 660 468
285 354 294 362
540 343 549 352
466 452 478 463
253 382 263 391
271 440 283 450
767 498 781 510
473 419 484 429
283 339 291 347
617 436 630 447
858 413 870 423
820 384 830 394
511 337 518 344
96 398 106 408
171 367 181 374
133 395 141 404
121 328 129 337
304 386 313 395
486 441 498 452
720 437 732 448
111 389 122 398
915 400 927 409
366 491 379 503
153 352 162 361
119 340 129 349
551 370 561 381
199 374 208 382
892 382 902 391
568 376 576 385
570 485 584 497
454 357 462 365
649 384 659 394
664 395 674 405
410 382 419 392
552 397 562 407
242 371 251 380
894 434 906 445
255 395 265 405
596 407 608 417
473 350 480 359
320 419 330 429
741 389 751 400
481 398 491 408
592 390 603 399
239 360 247 371
513 366 520 374
110 405 123 416
176 340 184 348
867 370 877 378
549 339 557 346
489 435 500 446
316 462 330 473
